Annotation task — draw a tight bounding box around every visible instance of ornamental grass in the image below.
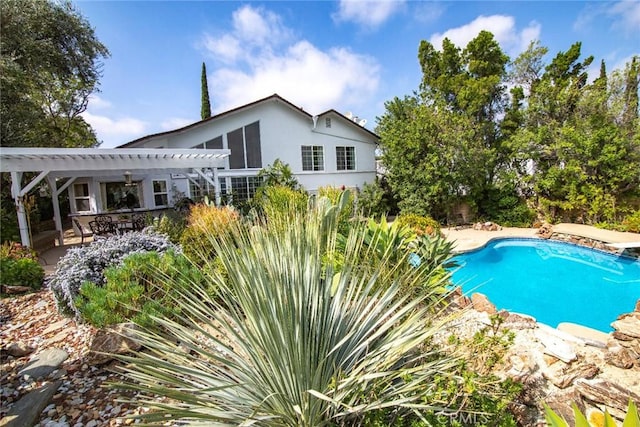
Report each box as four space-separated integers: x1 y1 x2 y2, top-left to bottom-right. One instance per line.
113 192 459 426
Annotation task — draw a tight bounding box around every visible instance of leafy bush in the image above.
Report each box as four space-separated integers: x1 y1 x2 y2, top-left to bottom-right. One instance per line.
179 204 239 263
0 204 20 244
151 211 187 244
253 185 309 224
479 186 536 227
76 250 206 328
1 257 45 290
0 242 44 291
48 230 178 317
396 213 441 236
357 178 395 218
0 242 38 260
113 191 466 425
421 316 521 427
622 209 640 233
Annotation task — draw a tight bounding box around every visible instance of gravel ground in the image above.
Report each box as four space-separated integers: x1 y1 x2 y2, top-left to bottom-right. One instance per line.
0 289 144 426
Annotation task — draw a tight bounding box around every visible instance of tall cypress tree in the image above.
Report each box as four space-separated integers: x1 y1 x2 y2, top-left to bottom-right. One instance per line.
201 62 211 119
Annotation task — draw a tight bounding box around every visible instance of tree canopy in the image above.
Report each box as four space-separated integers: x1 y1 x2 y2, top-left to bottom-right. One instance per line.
0 0 109 148
377 33 639 226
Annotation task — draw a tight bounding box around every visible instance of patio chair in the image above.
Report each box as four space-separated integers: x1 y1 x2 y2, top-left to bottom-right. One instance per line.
94 215 117 234
131 214 146 232
72 218 93 245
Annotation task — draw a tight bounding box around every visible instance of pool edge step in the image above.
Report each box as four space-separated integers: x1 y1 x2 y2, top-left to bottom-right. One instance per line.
557 322 609 348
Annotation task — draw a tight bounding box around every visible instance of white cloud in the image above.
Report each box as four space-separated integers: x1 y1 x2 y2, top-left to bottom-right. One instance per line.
574 1 640 36
203 6 380 117
161 117 194 130
333 0 405 29
203 5 292 64
87 94 112 110
429 15 541 55
607 1 640 34
82 111 148 147
203 34 241 64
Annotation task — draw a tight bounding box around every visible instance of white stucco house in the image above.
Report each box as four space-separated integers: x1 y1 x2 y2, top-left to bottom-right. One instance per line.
119 93 379 205
0 94 379 247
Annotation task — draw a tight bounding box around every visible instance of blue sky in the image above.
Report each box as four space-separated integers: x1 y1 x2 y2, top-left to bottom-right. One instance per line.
73 0 640 148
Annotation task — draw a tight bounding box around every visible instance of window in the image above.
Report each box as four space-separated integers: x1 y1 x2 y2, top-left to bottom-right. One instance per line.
192 135 222 150
73 183 90 212
301 146 324 171
230 176 263 202
336 146 356 171
325 117 331 128
189 176 226 201
152 180 169 207
103 182 142 210
228 121 262 169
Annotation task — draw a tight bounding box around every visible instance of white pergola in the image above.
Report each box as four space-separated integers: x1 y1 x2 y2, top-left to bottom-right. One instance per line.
0 147 230 247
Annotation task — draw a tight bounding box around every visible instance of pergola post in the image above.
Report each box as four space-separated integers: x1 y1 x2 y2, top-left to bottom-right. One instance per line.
10 171 30 247
213 167 220 206
47 176 64 245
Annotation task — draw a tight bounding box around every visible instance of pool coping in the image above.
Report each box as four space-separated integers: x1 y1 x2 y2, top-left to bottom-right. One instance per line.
443 224 640 259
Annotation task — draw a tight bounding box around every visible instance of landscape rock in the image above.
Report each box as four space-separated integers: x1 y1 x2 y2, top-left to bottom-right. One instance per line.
537 223 553 239
18 348 69 379
473 221 502 231
544 389 584 426
87 323 142 365
471 292 497 314
575 379 640 420
0 285 32 295
605 345 636 369
543 361 599 389
611 313 640 339
4 341 35 358
534 327 578 363
0 380 61 427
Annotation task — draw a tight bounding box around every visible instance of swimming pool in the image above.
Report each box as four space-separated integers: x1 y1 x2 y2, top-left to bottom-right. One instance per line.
451 238 640 332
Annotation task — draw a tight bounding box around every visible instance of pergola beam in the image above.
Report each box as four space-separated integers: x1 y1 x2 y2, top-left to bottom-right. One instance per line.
0 148 230 248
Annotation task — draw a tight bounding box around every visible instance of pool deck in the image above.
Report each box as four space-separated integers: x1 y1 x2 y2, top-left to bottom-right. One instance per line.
442 222 640 252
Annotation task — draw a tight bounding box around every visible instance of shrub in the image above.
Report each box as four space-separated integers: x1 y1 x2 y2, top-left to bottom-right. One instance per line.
253 185 309 224
179 204 239 263
151 212 187 244
396 213 441 236
357 179 388 218
0 242 44 291
112 190 466 425
76 250 206 328
622 210 640 233
48 230 178 317
1 257 45 291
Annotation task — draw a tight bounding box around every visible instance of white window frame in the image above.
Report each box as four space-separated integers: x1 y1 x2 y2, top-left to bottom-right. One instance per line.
301 145 324 171
73 182 90 213
336 146 356 171
152 179 169 207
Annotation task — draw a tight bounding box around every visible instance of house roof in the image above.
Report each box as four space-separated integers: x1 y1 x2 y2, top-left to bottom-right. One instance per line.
0 147 230 176
119 93 379 148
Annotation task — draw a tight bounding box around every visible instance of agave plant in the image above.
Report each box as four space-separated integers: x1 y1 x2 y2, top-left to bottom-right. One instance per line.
114 193 459 426
544 400 639 427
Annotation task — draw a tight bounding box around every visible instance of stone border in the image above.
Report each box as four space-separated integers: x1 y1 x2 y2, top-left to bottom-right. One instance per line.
549 232 640 259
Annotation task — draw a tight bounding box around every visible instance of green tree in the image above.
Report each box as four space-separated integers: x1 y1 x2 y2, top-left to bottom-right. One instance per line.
0 0 109 148
200 62 211 119
379 31 512 221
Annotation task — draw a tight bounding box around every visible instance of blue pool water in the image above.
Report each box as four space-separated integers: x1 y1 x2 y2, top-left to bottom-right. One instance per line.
451 238 640 332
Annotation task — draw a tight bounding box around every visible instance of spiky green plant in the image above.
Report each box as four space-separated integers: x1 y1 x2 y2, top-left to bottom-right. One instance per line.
113 193 460 426
544 400 639 427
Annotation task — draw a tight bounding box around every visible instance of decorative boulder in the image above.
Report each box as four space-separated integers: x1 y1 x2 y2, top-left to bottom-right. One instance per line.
87 323 142 365
471 293 497 314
